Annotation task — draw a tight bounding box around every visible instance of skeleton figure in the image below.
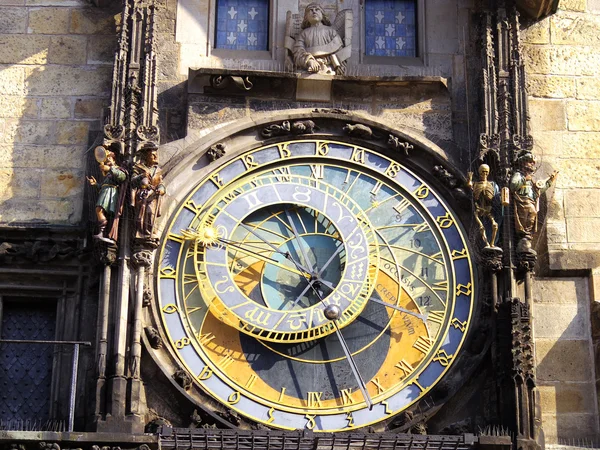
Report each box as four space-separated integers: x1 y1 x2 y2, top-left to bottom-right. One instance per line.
468 164 501 249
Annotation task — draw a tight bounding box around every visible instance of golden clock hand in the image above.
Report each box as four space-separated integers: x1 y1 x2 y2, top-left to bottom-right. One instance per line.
219 238 309 278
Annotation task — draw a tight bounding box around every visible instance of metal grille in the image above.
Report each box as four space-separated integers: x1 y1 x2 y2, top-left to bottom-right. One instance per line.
160 428 477 450
0 301 56 422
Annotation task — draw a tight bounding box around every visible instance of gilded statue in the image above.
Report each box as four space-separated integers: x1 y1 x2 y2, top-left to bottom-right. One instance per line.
285 3 352 75
468 164 501 250
510 151 558 254
87 147 127 243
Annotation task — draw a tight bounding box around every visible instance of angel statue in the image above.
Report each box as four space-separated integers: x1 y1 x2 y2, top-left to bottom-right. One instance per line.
285 3 352 75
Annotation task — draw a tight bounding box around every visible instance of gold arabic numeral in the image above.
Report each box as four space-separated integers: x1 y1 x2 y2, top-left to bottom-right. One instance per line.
451 318 467 332
198 366 213 380
371 377 385 395
175 337 190 349
456 282 472 297
370 181 382 197
196 331 216 346
414 184 430 199
381 400 392 415
395 359 414 378
351 147 365 164
242 154 259 170
278 143 291 158
305 414 317 430
278 387 287 402
162 303 178 314
245 374 258 389
307 391 324 408
310 164 324 179
210 173 224 188
159 267 177 279
227 391 241 405
393 198 411 216
413 336 433 354
345 412 355 428
274 167 292 182
436 212 455 228
451 248 468 260
428 310 445 326
244 307 271 326
433 280 448 292
267 407 275 424
385 162 401 179
413 222 429 233
343 170 352 185
341 389 355 406
218 353 235 370
316 142 329 156
433 349 453 367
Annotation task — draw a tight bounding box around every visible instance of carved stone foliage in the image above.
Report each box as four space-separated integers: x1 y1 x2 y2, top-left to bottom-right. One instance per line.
261 120 317 138
510 299 534 382
207 143 226 162
285 4 352 75
132 250 153 268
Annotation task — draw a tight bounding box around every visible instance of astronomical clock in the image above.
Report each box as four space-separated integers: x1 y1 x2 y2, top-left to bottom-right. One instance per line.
150 133 477 432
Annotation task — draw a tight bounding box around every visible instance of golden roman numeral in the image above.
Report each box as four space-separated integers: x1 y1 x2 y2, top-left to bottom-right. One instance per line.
245 374 258 389
413 222 429 233
310 164 324 179
274 167 291 182
341 389 355 405
307 391 324 408
433 280 448 291
218 353 235 369
370 181 382 196
196 331 216 346
428 310 445 325
413 336 433 354
393 199 411 215
278 387 287 402
371 377 385 394
395 359 413 377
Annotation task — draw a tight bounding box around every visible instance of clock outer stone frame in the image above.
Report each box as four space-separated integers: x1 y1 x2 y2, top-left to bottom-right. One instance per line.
144 114 486 433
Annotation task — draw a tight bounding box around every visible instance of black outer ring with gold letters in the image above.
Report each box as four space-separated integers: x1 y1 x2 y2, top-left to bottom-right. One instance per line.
155 139 476 432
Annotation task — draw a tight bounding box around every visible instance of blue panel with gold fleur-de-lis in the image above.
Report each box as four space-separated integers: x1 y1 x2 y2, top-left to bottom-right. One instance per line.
365 0 416 57
215 0 269 51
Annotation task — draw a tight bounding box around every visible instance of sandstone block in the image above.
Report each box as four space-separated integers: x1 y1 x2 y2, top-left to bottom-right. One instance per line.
26 0 85 6
14 120 56 144
1 119 17 144
49 35 87 65
546 186 564 221
524 45 600 76
554 157 600 189
187 103 247 132
562 132 600 158
0 143 11 167
12 144 84 169
0 65 23 95
529 131 563 157
41 169 83 197
0 197 79 224
0 167 40 199
40 97 71 119
533 303 589 339
380 110 453 142
56 121 89 145
527 75 576 99
522 20 550 44
533 277 588 304
565 189 600 217
70 8 116 34
591 0 600 12
529 99 566 131
536 339 593 382
0 7 27 33
541 413 599 444
0 95 27 118
25 65 111 96
27 7 70 34
538 383 597 415
0 0 24 5
74 97 105 119
567 217 600 242
577 77 600 100
558 0 587 11
0 35 49 64
23 98 39 118
567 100 600 131
546 220 567 244
551 13 600 46
426 0 458 54
87 35 116 64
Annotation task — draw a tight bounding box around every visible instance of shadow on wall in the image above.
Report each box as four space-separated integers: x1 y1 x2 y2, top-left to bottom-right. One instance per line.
0 2 119 226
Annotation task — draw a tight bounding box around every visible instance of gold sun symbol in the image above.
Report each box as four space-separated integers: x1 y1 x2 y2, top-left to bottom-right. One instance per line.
182 225 221 247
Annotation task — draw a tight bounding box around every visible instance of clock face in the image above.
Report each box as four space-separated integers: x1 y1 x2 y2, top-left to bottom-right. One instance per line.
157 140 475 432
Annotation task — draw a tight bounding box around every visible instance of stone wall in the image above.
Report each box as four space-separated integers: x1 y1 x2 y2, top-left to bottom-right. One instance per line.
522 0 600 444
0 0 118 225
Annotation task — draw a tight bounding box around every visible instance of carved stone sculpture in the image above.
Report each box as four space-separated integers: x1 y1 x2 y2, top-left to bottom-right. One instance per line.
468 164 502 250
509 151 558 254
262 120 318 138
207 143 226 162
131 143 165 243
173 369 192 391
343 123 376 139
87 147 127 243
144 326 163 349
387 134 414 155
285 3 352 75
